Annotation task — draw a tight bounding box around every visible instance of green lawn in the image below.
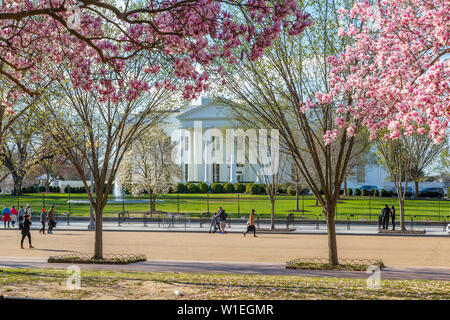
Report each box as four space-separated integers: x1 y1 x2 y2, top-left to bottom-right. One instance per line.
1 193 449 221
0 268 448 300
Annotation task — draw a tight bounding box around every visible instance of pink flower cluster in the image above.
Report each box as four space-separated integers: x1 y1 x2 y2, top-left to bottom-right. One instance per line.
0 0 312 108
323 0 449 144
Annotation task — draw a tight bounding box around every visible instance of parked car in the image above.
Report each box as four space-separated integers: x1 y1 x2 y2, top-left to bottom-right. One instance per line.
418 188 445 198
391 186 414 197
446 224 450 235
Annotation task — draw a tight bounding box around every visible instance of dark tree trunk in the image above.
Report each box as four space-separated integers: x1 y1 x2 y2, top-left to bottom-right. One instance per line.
343 178 348 196
414 181 419 199
270 197 275 230
295 187 299 211
324 204 338 265
11 173 23 196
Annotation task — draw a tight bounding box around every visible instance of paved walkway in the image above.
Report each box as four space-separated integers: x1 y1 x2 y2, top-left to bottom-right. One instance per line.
0 256 449 281
4 219 448 237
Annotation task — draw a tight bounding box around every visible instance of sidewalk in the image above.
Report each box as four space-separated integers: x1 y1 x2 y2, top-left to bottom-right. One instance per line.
2 220 448 237
1 256 449 281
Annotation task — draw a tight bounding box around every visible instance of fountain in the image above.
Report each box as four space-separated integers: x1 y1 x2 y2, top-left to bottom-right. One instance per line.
114 181 124 200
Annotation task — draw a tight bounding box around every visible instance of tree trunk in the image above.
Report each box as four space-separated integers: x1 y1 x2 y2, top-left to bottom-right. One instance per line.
324 206 339 265
399 197 406 231
270 197 275 230
343 177 348 196
414 181 419 199
295 187 299 211
12 173 23 196
94 203 103 259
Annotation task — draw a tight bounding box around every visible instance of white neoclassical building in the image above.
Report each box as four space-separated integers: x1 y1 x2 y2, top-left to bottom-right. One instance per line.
164 97 269 184
162 96 448 191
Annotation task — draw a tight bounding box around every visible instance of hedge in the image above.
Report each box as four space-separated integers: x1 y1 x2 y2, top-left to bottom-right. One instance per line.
245 183 253 194
210 183 223 193
234 183 245 193
286 186 296 196
347 188 353 196
186 183 199 193
354 188 361 196
223 182 235 193
198 182 208 193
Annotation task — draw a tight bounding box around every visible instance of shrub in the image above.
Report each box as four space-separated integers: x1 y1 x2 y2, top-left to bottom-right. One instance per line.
210 183 223 193
186 183 199 193
234 183 245 193
287 186 296 196
175 183 186 193
447 187 450 199
299 188 309 195
374 189 380 197
347 188 353 196
354 188 361 196
198 182 208 193
369 189 377 196
361 189 368 196
223 182 235 193
388 190 394 197
250 183 261 195
245 183 253 194
380 189 389 197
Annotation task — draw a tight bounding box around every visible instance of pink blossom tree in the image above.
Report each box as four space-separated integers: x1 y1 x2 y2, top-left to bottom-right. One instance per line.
0 0 311 103
323 0 449 231
324 0 449 144
0 1 312 259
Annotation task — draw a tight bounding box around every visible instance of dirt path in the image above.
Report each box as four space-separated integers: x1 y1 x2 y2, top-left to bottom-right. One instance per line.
0 230 449 267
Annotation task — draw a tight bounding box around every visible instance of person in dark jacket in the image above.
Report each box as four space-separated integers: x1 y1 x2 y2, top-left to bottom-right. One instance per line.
47 205 55 234
390 205 396 230
39 208 47 234
382 204 391 230
21 214 34 249
18 205 25 230
378 211 384 230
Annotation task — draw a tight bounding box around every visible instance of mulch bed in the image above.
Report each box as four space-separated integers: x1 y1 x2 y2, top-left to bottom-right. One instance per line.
286 258 384 271
378 229 426 235
48 253 147 264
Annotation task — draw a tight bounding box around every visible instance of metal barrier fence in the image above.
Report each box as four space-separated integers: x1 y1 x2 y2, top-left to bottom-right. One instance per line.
22 211 448 232
6 193 450 220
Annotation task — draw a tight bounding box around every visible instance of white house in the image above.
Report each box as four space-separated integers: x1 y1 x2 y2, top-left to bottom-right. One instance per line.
162 96 448 192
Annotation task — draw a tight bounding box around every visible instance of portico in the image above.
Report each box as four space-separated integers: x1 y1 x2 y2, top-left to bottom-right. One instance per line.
175 98 257 184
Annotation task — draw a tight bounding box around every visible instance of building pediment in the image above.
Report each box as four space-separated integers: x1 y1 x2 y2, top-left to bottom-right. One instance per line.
176 98 233 121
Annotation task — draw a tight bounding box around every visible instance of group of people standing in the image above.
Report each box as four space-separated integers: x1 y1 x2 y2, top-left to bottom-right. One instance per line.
1 203 56 249
379 204 396 230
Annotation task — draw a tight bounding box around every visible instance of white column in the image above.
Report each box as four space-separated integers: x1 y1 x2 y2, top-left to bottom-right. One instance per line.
179 128 185 182
229 136 237 183
188 129 195 181
204 130 211 183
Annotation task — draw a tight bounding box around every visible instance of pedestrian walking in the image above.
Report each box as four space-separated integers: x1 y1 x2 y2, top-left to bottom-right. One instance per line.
40 208 47 234
20 213 34 249
218 206 227 234
18 205 25 230
47 205 55 234
382 204 391 230
25 204 33 216
2 204 11 228
391 205 396 230
243 209 257 237
209 209 220 234
10 205 18 228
